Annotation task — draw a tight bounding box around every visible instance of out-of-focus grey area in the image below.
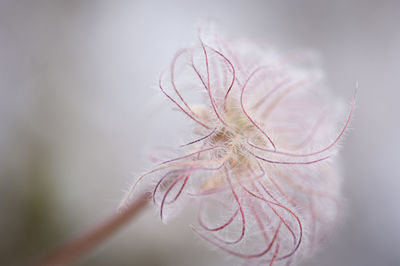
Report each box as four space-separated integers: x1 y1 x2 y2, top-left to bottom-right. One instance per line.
0 0 399 265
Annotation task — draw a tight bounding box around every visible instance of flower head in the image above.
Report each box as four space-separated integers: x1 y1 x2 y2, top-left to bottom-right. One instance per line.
122 26 354 265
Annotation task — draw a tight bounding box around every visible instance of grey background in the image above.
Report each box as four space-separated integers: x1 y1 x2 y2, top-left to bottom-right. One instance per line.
0 0 399 265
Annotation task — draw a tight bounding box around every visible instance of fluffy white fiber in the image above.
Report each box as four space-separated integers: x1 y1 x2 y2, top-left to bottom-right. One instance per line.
122 25 354 265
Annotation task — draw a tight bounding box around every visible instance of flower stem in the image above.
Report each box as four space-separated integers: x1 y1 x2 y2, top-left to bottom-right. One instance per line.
35 193 149 266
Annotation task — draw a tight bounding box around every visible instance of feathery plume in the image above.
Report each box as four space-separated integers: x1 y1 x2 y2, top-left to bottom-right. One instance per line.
121 25 355 265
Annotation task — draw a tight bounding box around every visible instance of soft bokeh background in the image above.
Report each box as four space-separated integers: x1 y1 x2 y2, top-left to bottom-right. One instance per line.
0 1 399 265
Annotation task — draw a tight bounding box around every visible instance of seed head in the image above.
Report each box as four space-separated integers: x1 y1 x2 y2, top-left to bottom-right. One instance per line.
122 26 355 265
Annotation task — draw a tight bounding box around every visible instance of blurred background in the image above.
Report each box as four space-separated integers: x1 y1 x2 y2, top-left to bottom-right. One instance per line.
0 0 399 265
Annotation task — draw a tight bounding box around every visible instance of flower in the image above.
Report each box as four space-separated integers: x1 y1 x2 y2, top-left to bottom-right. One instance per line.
121 26 355 265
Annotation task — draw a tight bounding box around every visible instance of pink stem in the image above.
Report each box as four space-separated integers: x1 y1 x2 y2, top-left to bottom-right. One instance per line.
35 193 149 266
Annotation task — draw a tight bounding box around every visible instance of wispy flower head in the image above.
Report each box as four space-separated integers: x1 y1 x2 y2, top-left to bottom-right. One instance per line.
122 26 354 265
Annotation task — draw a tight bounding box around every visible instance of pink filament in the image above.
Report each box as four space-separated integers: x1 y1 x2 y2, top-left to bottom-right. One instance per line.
160 146 221 165
160 172 190 220
240 66 276 150
241 186 303 261
180 128 216 147
198 206 239 232
248 150 330 165
170 49 194 113
159 71 210 129
198 38 228 126
203 45 236 109
193 222 282 259
248 88 356 158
